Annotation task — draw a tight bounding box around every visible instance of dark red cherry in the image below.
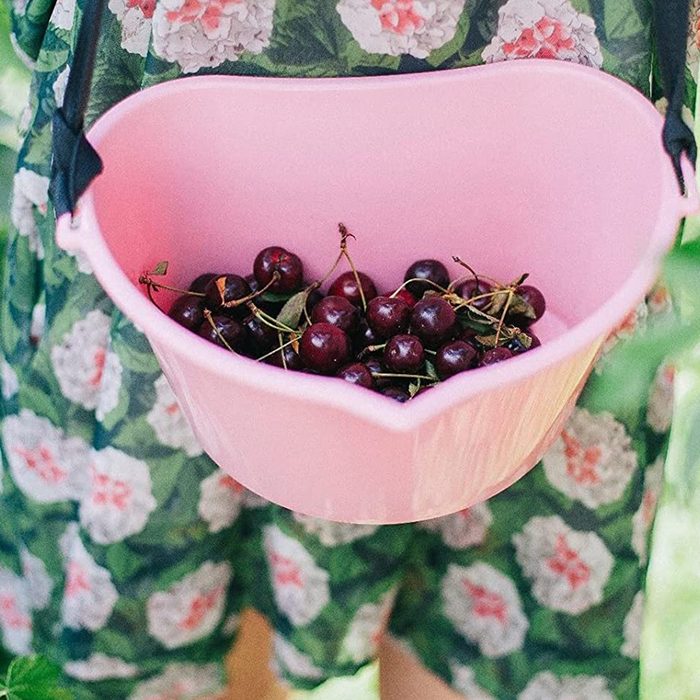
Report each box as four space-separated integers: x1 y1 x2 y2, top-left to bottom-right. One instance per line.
253 246 304 294
435 340 477 379
189 273 218 294
365 357 390 388
204 274 251 317
410 297 456 349
381 385 411 403
243 314 278 354
305 287 324 315
404 259 450 297
480 347 513 366
455 279 494 311
354 321 380 352
509 285 546 326
311 295 360 335
168 296 204 331
507 330 542 355
198 315 246 351
327 271 377 307
266 345 305 371
383 334 425 374
337 363 374 389
366 296 411 339
394 288 417 308
299 323 351 375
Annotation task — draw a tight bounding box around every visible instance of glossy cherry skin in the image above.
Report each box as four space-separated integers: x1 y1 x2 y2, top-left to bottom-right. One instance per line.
508 285 546 326
366 296 411 339
381 385 411 403
253 246 304 294
455 279 494 311
394 288 417 308
243 314 278 354
189 272 218 294
410 296 456 349
337 363 374 389
327 271 377 307
311 295 360 335
198 315 246 351
299 323 352 375
204 274 251 318
365 357 390 388
383 334 425 374
266 345 305 371
435 340 478 379
404 259 450 297
480 346 513 366
169 295 205 331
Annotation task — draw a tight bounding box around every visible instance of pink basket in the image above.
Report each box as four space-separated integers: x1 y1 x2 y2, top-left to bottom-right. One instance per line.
56 60 697 524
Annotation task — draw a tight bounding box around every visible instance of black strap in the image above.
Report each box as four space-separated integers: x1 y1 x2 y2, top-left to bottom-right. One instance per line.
49 0 107 217
654 0 697 194
50 0 696 215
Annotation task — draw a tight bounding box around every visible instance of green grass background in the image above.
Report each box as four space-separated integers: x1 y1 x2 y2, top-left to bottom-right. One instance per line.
1 6 700 697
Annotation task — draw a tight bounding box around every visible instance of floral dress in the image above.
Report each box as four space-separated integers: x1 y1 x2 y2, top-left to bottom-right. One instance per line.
1 1 697 698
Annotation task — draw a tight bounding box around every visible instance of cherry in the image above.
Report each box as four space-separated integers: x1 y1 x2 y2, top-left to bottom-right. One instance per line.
168 296 205 331
189 273 218 294
355 321 380 351
507 330 541 355
299 323 351 375
365 357 390 388
245 274 259 294
394 288 417 308
381 385 411 403
198 315 246 351
328 271 377 307
311 295 360 335
404 259 450 297
266 345 305 371
243 314 278 354
410 296 456 349
435 340 477 379
337 363 374 389
366 296 411 339
305 287 324 315
204 274 251 317
254 246 304 294
480 347 513 366
383 334 425 374
509 285 546 326
456 279 494 311
527 331 541 349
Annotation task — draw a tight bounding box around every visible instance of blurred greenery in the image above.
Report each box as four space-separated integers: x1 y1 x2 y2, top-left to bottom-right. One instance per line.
1 3 700 698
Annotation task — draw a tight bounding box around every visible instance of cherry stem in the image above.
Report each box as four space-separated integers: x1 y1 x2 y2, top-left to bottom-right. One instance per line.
221 271 280 309
494 288 514 345
247 302 298 334
138 274 205 298
371 372 438 382
390 277 449 298
143 281 164 312
450 256 480 293
358 342 387 359
338 224 367 311
256 334 300 364
203 309 235 353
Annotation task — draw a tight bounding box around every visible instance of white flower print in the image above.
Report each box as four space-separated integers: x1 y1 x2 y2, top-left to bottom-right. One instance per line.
96 350 123 422
20 549 52 611
64 653 139 681
129 663 225 700
79 447 156 545
542 408 637 509
337 0 465 59
514 515 613 615
12 0 28 16
50 0 76 30
1 358 18 400
419 502 493 549
621 592 644 660
0 568 32 655
272 634 324 680
51 309 115 412
646 364 675 434
441 562 528 658
147 561 232 649
339 589 397 664
263 525 331 627
519 671 614 700
52 66 70 108
60 524 119 631
152 0 277 74
632 457 664 565
147 374 203 457
292 513 379 547
1 410 89 503
11 168 49 260
108 0 154 57
30 302 45 344
449 662 496 700
198 471 267 533
482 0 602 68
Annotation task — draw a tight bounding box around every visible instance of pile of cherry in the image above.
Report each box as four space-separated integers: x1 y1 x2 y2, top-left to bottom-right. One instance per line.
141 228 545 402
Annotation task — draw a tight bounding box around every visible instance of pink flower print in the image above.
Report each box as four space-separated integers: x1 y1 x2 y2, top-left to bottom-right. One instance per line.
0 569 32 654
546 534 590 590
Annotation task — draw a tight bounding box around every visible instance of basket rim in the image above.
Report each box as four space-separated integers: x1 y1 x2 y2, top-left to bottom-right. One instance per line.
65 60 684 433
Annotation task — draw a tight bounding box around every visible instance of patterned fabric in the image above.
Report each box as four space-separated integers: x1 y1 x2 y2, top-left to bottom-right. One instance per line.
0 1 694 698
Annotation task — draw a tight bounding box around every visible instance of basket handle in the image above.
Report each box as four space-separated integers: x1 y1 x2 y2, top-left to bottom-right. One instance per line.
654 0 698 196
49 0 696 216
49 0 107 218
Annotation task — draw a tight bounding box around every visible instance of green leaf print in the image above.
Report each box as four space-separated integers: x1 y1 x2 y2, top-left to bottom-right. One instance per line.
603 0 644 41
0 656 71 700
